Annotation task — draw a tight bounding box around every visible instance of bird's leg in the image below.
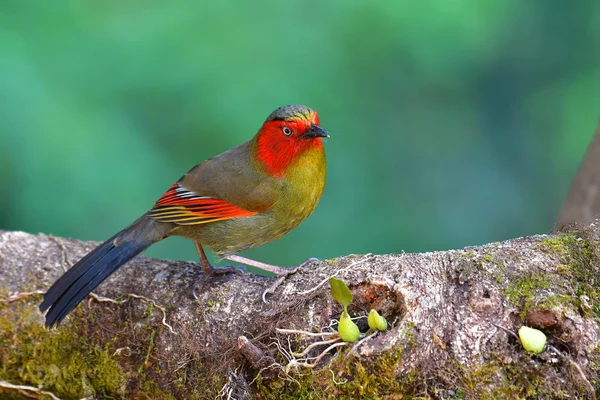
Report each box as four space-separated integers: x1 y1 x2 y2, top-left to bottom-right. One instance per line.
192 241 246 300
194 241 245 275
224 255 320 302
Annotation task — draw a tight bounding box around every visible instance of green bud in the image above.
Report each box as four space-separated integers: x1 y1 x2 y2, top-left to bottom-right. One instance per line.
518 326 547 354
338 311 360 343
368 309 388 331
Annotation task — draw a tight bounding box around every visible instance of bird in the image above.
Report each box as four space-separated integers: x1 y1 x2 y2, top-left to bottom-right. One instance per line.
40 104 329 328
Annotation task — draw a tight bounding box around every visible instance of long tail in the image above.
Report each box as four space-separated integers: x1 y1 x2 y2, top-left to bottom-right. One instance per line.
40 215 170 328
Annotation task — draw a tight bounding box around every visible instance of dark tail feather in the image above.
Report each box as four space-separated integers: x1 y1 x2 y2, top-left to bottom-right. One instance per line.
40 217 164 327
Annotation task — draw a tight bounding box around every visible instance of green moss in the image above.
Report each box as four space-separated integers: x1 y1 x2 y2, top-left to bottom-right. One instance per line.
481 253 494 263
504 273 552 315
204 297 225 313
556 264 570 276
453 249 506 284
256 344 419 399
441 355 579 399
139 329 157 373
206 299 217 311
401 321 417 347
138 380 177 400
256 332 587 398
499 232 600 318
0 299 126 399
457 250 477 261
537 232 600 318
537 236 570 254
0 293 226 399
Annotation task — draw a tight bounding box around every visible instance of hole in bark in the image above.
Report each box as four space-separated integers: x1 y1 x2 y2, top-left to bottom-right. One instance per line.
483 289 491 298
346 281 406 328
511 310 579 355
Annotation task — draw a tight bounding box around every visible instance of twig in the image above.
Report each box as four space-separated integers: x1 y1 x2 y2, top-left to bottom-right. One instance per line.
547 345 596 400
0 380 61 400
0 290 45 304
491 323 519 340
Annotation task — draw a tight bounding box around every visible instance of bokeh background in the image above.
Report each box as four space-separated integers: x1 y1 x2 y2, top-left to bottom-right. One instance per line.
1 1 599 268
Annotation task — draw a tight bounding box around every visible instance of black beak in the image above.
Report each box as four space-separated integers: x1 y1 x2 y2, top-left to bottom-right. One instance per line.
301 124 330 139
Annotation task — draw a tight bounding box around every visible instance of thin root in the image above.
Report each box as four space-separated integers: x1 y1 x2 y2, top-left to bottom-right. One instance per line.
0 290 45 304
87 293 120 305
292 337 340 357
87 293 177 335
49 235 72 272
275 328 337 337
274 327 347 371
330 367 348 385
0 380 61 400
288 342 348 369
112 346 132 357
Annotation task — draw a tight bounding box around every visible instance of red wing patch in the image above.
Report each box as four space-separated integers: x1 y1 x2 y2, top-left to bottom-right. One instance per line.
148 184 257 225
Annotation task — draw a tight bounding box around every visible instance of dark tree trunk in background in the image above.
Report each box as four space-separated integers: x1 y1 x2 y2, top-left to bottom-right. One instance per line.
555 122 600 231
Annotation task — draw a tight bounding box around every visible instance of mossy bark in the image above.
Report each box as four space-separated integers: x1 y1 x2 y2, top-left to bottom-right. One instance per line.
1 221 600 399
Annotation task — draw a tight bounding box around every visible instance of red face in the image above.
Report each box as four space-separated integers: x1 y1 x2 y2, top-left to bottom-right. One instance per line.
255 111 326 177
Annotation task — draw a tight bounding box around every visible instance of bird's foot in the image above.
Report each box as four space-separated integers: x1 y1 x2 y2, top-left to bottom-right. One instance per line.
219 254 322 302
192 264 247 300
261 257 320 302
192 241 249 299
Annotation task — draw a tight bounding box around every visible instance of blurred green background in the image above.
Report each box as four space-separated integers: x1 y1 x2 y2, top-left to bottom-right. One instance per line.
1 1 599 268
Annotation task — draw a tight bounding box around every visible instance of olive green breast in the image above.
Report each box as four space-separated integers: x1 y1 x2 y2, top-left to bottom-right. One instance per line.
191 146 326 255
271 146 327 232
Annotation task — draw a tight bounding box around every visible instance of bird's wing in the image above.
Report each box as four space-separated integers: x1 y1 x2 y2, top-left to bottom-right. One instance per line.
149 141 278 226
148 183 258 225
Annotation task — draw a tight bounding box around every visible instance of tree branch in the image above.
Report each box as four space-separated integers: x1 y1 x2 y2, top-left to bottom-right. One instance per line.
1 224 600 398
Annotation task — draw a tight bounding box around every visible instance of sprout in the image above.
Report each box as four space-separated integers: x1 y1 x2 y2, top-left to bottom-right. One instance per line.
329 278 361 342
368 309 388 331
338 311 360 343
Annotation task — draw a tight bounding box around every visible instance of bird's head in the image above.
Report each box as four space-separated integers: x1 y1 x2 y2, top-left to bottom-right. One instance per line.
255 104 329 177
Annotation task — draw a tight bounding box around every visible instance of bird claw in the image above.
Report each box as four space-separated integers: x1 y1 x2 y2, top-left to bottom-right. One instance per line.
262 276 286 303
192 265 247 300
261 257 321 303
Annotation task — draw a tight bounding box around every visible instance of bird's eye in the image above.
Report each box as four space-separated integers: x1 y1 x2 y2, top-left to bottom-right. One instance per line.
282 126 293 136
